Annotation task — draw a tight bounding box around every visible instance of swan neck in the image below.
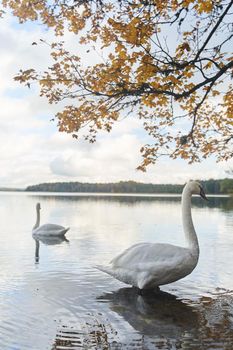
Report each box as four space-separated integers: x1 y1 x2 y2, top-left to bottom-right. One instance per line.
182 187 199 254
33 207 40 230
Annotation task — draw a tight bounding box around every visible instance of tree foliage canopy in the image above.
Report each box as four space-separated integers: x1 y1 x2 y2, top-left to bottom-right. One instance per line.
2 0 233 169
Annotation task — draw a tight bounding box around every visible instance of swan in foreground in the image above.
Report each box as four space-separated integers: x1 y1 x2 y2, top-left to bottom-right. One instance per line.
32 203 70 237
97 180 207 291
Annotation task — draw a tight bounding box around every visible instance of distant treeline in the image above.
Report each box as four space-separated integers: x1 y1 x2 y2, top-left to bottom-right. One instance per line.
0 187 23 192
25 179 233 194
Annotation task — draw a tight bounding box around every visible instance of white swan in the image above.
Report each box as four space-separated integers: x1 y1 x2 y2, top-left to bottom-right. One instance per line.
32 203 70 237
97 180 207 291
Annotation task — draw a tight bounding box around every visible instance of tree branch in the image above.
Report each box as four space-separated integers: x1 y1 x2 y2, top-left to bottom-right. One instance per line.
194 0 233 61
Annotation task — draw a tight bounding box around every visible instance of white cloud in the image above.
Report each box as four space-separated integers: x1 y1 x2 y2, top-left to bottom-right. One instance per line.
49 133 142 180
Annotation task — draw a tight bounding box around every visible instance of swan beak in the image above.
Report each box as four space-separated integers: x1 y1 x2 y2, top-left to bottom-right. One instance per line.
200 188 208 201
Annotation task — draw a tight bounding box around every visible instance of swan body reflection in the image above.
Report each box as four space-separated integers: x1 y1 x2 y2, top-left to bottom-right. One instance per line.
34 235 69 262
32 203 70 237
97 181 207 290
98 288 198 336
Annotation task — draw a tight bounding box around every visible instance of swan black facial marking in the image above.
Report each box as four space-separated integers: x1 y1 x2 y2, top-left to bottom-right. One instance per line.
199 186 208 200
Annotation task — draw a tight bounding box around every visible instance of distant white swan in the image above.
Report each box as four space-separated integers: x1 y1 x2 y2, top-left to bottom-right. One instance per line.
97 180 207 291
32 203 70 237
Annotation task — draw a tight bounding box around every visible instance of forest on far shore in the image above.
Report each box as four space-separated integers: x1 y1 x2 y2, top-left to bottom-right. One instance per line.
25 179 233 194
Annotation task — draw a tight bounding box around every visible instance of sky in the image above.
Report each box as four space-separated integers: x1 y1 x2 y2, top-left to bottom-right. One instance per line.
0 12 232 189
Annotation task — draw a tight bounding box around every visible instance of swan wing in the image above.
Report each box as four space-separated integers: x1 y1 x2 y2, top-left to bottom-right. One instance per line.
39 224 66 231
32 224 69 236
110 243 149 265
111 243 188 269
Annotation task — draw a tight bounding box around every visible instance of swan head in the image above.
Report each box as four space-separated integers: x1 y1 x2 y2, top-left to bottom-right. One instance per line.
186 180 208 200
36 202 41 211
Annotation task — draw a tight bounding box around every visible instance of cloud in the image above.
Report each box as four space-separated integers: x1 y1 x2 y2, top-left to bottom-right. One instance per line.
49 133 142 180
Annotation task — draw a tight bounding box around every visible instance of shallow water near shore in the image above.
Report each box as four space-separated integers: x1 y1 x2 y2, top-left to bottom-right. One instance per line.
0 192 233 349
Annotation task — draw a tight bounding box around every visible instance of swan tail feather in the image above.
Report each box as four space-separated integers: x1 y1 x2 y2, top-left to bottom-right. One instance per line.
95 265 115 277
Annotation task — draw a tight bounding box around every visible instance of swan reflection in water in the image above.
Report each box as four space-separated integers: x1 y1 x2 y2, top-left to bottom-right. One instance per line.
96 288 233 348
52 289 198 350
50 289 233 350
34 236 69 263
97 287 198 338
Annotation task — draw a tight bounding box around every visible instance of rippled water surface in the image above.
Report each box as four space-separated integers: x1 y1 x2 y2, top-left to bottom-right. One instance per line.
0 192 233 349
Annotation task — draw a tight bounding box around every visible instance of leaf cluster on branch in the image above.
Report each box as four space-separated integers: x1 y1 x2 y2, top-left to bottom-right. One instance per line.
2 0 233 170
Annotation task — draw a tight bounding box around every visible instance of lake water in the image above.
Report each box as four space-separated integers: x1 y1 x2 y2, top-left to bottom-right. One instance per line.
0 192 233 349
